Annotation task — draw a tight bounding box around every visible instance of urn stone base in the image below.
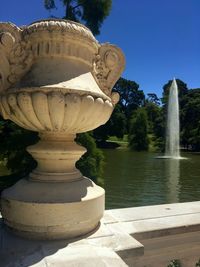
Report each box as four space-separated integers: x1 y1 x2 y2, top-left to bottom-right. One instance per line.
1 177 104 240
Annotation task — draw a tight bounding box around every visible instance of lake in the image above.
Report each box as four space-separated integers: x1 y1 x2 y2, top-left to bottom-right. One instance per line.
1 150 200 210
102 149 200 209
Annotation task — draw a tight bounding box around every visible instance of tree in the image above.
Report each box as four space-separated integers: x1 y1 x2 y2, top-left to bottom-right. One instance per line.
93 77 143 143
94 104 127 142
76 132 104 181
145 93 161 132
181 89 200 150
113 77 145 121
0 121 38 175
144 93 163 151
146 93 161 106
108 105 127 138
44 0 112 35
151 108 165 151
128 108 149 151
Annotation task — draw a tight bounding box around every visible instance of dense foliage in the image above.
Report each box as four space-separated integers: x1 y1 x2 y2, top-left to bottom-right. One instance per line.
0 121 38 175
147 80 200 152
128 108 149 151
76 133 104 181
93 77 145 144
113 78 145 119
94 77 200 153
94 104 127 143
180 89 200 151
44 0 112 35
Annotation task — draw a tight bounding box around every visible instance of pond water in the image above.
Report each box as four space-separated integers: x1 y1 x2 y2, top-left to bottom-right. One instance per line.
1 150 200 210
101 149 200 209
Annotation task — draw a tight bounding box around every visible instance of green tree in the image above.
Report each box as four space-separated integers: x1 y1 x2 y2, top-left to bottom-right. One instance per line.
144 93 163 151
151 108 165 151
145 93 161 132
94 104 127 142
44 0 112 35
109 105 127 138
181 89 200 150
113 77 145 119
93 77 143 144
76 133 104 180
146 93 161 106
128 108 149 151
0 121 38 175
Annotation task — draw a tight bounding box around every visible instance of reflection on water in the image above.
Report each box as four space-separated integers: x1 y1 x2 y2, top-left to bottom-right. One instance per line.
165 159 180 203
101 149 200 209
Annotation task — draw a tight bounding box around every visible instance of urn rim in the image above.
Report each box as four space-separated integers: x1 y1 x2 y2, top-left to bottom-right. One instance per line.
23 18 97 44
28 18 94 33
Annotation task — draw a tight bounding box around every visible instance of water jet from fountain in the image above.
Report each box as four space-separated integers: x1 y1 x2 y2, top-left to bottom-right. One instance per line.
157 78 186 160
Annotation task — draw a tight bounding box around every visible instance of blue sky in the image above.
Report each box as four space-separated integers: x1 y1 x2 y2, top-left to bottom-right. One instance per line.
1 0 200 97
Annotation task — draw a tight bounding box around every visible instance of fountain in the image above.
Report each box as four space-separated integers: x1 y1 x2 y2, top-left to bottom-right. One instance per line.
165 78 180 159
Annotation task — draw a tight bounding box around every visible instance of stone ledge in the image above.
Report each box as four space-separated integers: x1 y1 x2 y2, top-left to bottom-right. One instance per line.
1 201 200 266
105 201 200 240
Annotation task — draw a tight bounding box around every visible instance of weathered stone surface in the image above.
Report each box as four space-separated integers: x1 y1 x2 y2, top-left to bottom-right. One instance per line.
0 23 33 91
105 201 200 267
1 202 200 267
0 19 125 240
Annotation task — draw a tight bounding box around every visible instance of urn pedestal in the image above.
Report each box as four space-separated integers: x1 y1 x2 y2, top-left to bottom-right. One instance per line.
0 19 125 239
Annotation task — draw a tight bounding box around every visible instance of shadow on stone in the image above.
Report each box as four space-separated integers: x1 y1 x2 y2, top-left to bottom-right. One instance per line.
0 218 101 267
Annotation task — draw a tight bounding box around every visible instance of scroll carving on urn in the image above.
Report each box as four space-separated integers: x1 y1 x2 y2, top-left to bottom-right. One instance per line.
92 43 125 104
0 23 33 92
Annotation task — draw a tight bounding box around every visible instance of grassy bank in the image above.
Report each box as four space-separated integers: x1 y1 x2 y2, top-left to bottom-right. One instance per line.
107 135 128 148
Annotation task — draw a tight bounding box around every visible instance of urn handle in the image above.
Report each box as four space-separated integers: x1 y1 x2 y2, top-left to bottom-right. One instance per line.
92 43 125 104
0 23 33 92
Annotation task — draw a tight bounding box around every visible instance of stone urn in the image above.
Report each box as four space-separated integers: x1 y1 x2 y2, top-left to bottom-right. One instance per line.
0 19 125 239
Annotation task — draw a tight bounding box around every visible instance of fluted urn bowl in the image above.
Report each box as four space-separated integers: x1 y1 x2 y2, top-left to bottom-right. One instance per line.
0 19 125 240
0 90 114 133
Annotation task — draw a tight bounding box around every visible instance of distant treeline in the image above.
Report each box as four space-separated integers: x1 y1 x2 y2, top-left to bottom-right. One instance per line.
94 78 200 152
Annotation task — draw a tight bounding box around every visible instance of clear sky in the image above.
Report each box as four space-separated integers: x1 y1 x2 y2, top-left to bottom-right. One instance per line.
1 0 200 97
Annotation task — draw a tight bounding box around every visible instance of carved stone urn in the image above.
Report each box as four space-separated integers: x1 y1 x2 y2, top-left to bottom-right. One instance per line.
0 19 125 239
